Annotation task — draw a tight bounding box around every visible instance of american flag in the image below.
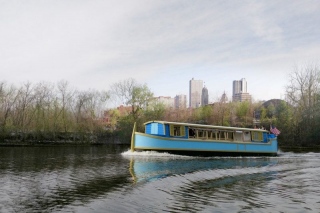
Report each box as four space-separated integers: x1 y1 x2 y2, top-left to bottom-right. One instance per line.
270 125 280 136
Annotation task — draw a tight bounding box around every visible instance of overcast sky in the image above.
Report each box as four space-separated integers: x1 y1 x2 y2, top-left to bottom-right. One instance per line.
1 0 320 103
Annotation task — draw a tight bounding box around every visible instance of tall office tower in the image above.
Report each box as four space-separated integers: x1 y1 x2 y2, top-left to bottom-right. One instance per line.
174 94 187 109
189 78 203 108
233 78 247 95
232 78 251 102
201 86 209 106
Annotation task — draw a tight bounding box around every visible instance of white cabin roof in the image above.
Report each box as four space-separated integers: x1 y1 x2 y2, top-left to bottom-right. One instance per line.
144 121 268 133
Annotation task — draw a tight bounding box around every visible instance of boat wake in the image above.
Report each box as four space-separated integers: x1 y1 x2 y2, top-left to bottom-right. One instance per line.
121 149 193 159
120 150 278 160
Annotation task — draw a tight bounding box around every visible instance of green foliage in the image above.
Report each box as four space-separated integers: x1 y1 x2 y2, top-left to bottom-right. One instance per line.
191 107 202 123
143 102 166 122
259 106 267 123
130 85 154 119
267 104 276 118
201 105 213 124
116 114 136 142
108 109 120 130
235 101 251 127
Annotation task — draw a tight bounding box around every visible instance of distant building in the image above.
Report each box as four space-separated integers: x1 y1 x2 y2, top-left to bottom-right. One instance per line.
233 93 252 102
103 105 131 129
153 96 174 108
189 78 203 108
201 86 209 106
232 78 251 102
233 78 247 95
104 105 131 122
220 91 228 103
174 94 187 109
116 105 132 115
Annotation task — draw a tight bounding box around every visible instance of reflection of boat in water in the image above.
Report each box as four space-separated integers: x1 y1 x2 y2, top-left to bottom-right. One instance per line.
131 121 278 156
128 155 278 183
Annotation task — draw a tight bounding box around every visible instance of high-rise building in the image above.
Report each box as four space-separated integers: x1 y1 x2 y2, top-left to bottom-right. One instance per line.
174 94 187 109
201 86 209 106
233 78 247 95
232 78 251 102
189 78 203 108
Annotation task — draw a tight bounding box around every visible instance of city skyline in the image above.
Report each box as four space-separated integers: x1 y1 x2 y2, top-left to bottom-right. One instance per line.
155 77 253 109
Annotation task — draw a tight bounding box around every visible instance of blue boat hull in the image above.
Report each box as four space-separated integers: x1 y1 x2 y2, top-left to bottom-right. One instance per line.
133 132 278 156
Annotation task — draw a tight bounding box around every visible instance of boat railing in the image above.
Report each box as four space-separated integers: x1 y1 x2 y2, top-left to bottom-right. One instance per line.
187 127 269 143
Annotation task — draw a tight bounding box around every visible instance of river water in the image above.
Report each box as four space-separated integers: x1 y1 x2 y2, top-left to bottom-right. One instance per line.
0 145 319 213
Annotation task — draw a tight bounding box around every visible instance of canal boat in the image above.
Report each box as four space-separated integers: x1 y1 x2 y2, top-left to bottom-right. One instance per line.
131 121 278 156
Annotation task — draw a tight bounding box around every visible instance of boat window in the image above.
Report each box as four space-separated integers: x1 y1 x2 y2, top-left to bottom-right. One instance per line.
219 131 227 140
234 131 243 141
170 125 185 137
189 128 196 138
251 131 263 141
212 130 218 140
218 131 225 140
197 130 207 139
243 131 251 142
227 131 234 140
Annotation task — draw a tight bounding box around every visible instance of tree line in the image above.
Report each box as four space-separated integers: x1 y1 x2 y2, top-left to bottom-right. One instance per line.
1 65 319 147
0 81 109 143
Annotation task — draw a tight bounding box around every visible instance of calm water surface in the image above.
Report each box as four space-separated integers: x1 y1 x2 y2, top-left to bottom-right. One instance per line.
0 145 319 212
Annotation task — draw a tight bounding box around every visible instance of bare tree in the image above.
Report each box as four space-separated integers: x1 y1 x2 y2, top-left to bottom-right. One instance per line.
0 82 19 137
111 78 153 120
71 89 109 137
286 64 320 109
286 64 320 144
286 64 320 121
13 82 36 139
33 82 54 135
57 81 75 134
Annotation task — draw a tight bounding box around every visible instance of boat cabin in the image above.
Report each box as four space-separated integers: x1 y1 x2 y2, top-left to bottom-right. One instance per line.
145 121 272 143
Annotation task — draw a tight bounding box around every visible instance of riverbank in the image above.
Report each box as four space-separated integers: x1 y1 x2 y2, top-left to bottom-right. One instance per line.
0 136 130 146
0 131 132 146
0 141 103 147
0 140 130 146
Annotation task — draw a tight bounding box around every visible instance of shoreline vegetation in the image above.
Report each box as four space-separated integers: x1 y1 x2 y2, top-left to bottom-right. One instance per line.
1 65 320 148
0 132 126 146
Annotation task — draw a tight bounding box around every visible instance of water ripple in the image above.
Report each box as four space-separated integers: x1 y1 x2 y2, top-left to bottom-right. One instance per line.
1 147 320 212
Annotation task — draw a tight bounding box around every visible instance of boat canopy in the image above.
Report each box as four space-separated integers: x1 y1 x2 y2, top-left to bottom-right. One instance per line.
144 120 268 133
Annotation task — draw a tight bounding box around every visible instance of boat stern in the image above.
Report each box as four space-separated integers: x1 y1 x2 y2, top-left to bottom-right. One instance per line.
130 122 136 152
